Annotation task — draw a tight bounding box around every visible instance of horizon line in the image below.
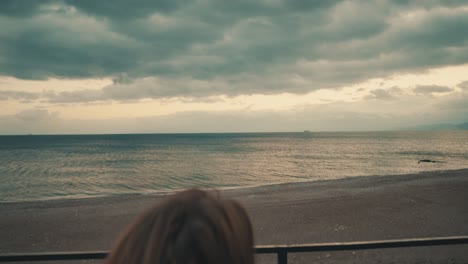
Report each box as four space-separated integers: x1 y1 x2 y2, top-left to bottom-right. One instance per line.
1 129 465 136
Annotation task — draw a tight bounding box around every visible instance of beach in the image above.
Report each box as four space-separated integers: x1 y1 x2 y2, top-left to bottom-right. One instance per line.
1 169 467 263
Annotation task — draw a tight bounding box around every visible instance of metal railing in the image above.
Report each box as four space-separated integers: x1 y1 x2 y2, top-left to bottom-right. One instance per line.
1 236 467 264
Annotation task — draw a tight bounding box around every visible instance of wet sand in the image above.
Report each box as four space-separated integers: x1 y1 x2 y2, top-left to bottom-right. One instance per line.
1 169 468 263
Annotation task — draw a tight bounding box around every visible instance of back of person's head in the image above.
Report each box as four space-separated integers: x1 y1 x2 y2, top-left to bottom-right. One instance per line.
105 189 254 264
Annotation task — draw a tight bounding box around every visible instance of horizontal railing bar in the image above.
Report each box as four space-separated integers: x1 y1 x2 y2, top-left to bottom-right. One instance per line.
255 235 468 254
1 236 467 262
0 251 107 262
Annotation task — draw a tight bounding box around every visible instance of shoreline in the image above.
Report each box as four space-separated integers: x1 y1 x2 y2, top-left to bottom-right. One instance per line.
2 167 467 205
1 169 467 263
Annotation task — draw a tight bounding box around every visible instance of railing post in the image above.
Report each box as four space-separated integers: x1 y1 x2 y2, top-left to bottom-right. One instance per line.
277 249 287 264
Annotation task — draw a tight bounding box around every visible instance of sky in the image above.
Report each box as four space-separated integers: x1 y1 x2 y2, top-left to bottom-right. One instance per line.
1 0 468 134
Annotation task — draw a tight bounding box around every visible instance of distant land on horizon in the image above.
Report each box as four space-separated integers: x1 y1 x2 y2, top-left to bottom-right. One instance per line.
402 121 468 131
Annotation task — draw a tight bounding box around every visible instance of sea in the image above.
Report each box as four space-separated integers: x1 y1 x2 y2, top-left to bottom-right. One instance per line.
0 131 467 202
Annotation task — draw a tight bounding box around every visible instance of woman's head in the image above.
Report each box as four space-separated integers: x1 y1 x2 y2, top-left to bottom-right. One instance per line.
106 189 254 264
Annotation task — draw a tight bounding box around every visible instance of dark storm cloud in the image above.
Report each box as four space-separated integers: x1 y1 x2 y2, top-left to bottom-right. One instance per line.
413 85 453 94
64 0 183 19
0 90 40 100
0 0 46 16
365 87 402 100
1 0 468 98
457 80 468 91
45 77 226 103
46 89 103 103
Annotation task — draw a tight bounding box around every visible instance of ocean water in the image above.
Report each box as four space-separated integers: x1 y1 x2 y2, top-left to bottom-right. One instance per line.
0 131 467 202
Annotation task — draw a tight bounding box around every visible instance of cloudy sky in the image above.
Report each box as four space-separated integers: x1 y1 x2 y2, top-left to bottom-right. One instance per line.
1 0 468 134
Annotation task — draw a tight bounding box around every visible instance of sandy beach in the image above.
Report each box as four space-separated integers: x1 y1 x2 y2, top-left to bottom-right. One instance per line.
1 169 467 263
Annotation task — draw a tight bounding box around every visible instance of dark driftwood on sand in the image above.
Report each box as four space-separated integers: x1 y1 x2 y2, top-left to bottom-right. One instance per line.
418 159 442 163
